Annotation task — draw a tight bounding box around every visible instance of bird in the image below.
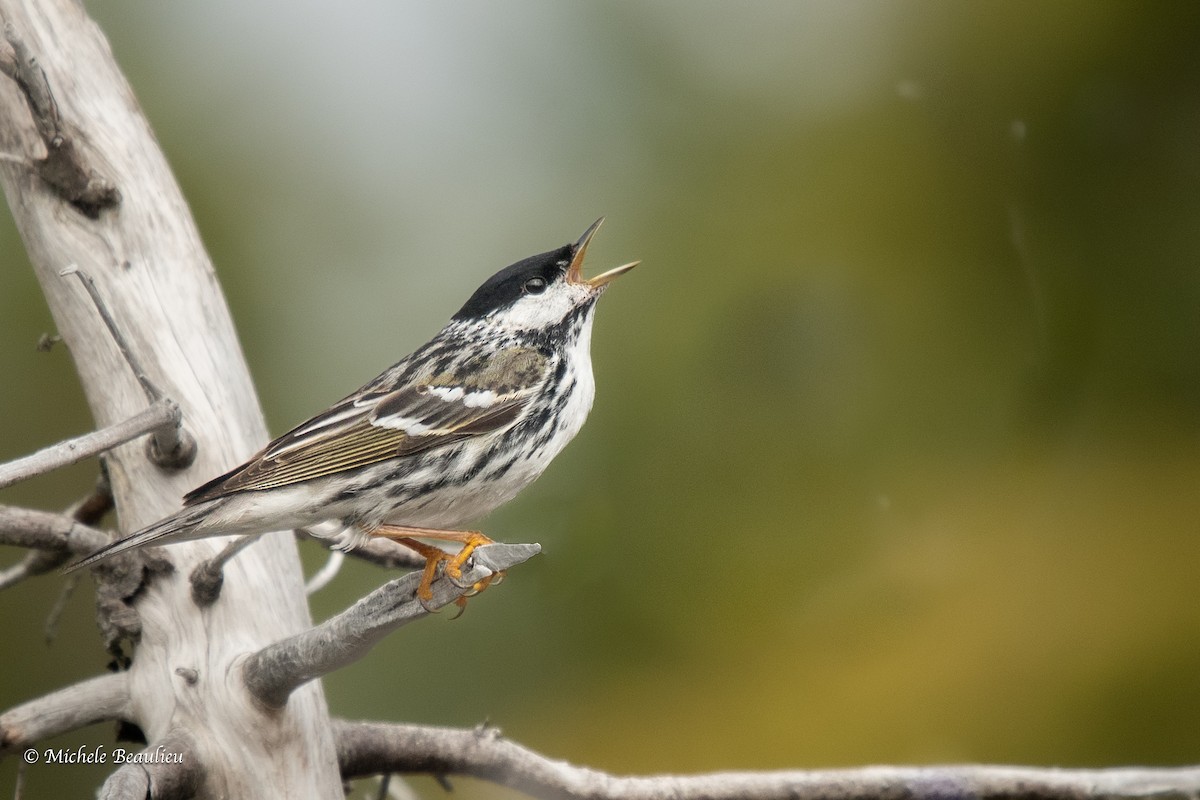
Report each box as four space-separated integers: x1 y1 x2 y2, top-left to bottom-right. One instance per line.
66 218 638 604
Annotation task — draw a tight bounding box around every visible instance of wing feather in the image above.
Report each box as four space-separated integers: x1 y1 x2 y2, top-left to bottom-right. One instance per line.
184 347 548 504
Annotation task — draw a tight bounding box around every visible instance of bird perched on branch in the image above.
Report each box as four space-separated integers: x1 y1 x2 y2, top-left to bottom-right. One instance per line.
67 219 638 603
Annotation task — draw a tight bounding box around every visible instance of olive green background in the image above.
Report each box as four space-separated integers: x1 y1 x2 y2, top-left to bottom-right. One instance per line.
2 2 1199 797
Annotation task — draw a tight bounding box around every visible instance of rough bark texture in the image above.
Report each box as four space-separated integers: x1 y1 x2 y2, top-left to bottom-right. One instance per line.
0 0 341 796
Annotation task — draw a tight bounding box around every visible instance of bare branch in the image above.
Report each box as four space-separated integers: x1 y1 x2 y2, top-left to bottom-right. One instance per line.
0 674 130 755
334 720 1200 800
298 527 424 571
242 542 540 709
0 481 113 590
60 267 197 469
189 533 265 606
97 732 200 800
0 547 69 589
0 398 179 490
305 549 345 596
0 505 109 553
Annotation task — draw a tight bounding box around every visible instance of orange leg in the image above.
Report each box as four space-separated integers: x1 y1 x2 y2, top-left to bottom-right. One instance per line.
371 525 499 607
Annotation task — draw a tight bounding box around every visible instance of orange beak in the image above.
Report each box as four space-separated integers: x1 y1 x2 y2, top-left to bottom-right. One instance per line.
567 217 640 288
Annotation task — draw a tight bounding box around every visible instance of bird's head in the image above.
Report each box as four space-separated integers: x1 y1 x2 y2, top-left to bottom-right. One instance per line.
452 218 638 332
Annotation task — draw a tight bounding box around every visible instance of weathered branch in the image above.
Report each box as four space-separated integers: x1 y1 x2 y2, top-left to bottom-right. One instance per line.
0 482 111 595
304 549 344 595
0 20 119 216
0 548 68 589
0 505 109 553
242 543 540 709
189 533 264 606
60 266 196 469
97 731 201 800
297 527 424 571
0 399 179 490
0 673 130 756
333 720 1200 800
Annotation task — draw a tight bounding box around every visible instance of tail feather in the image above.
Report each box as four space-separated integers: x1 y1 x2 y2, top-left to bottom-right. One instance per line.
63 501 225 573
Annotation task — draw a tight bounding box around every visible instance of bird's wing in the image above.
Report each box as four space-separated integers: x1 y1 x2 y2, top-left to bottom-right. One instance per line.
184 347 549 503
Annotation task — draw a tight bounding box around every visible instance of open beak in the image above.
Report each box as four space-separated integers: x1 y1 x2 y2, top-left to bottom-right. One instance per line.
567 217 640 288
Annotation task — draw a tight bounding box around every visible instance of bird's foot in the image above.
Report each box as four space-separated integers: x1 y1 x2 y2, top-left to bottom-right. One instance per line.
371 526 499 614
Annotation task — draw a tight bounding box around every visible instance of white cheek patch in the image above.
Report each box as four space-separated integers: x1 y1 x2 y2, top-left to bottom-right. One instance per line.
493 283 590 331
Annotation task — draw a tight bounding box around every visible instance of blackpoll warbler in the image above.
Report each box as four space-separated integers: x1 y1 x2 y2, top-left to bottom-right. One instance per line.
68 219 638 601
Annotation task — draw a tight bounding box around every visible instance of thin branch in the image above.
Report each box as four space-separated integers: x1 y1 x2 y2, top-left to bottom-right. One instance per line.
298 528 424 571
0 548 69 589
41 570 81 643
0 673 130 756
0 398 179 490
305 549 345 596
97 731 200 800
0 480 113 591
242 542 540 709
0 505 109 553
333 720 1200 800
61 267 196 469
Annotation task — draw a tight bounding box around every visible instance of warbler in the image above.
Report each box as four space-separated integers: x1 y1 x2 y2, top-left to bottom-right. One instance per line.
67 219 637 600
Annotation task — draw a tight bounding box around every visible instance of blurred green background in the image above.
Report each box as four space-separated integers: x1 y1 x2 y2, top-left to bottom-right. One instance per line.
3 1 1200 797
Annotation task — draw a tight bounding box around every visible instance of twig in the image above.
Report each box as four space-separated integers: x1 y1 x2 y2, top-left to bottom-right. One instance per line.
0 399 179 490
242 542 540 709
61 267 196 469
298 528 424 571
42 570 81 643
97 731 200 800
333 720 1200 800
0 21 120 217
305 549 345 595
0 549 68 590
0 673 130 756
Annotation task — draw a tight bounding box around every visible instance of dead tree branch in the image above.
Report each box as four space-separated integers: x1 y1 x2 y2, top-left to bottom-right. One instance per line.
333 720 1200 800
0 505 108 553
0 399 179 491
59 266 195 468
0 674 130 755
243 543 540 709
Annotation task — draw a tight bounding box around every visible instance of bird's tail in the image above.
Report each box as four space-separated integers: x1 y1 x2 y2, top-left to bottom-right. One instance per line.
63 500 226 573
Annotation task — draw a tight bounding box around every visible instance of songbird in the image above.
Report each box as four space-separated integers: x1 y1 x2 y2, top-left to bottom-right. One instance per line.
67 219 637 602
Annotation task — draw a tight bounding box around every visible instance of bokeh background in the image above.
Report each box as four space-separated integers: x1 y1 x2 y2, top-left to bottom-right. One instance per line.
3 2 1200 797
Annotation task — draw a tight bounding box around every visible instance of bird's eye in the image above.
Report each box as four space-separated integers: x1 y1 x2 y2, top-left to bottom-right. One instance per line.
523 277 547 295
